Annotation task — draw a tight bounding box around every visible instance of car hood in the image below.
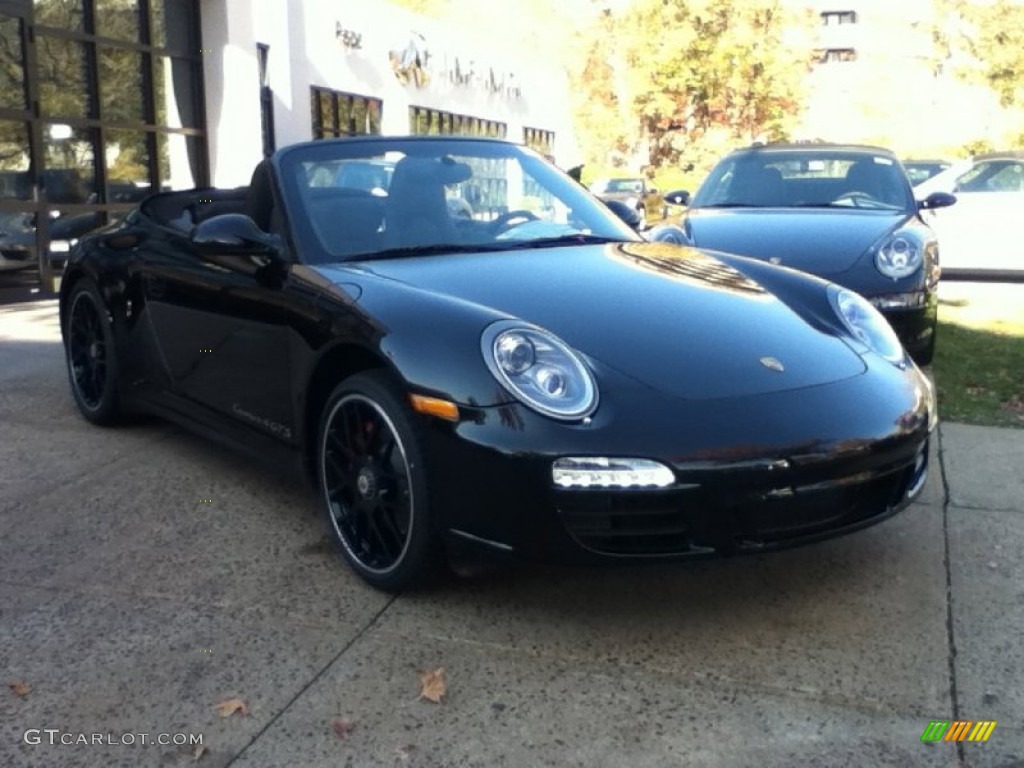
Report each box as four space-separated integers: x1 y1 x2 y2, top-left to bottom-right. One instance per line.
684 208 910 275
334 242 866 400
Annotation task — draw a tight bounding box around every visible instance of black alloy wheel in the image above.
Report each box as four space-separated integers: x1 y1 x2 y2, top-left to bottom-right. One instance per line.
65 279 121 424
317 371 438 591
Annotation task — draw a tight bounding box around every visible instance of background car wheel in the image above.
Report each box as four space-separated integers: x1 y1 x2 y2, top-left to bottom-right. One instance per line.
910 329 936 366
65 278 121 425
317 371 440 591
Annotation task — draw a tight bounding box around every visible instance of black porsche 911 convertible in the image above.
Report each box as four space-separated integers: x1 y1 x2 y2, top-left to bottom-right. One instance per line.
60 136 936 591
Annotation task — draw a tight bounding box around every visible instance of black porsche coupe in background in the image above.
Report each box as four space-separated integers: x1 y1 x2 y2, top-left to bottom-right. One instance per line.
61 136 935 590
659 144 957 364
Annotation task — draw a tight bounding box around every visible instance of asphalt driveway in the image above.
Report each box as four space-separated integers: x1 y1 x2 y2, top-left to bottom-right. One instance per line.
1 299 1022 767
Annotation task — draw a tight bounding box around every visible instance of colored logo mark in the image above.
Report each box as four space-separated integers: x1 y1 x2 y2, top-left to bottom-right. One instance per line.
921 720 997 742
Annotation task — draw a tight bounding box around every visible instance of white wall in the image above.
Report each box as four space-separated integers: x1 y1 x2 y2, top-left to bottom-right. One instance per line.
200 0 578 187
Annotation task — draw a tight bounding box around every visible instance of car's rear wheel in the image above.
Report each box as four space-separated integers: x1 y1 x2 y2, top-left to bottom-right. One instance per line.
317 371 439 591
65 278 121 425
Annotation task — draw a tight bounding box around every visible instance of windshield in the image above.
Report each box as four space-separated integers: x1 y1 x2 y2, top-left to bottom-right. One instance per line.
278 137 639 263
592 178 643 194
692 150 915 212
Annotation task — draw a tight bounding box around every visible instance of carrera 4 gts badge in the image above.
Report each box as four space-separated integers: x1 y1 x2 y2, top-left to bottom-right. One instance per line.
232 403 293 439
759 356 785 372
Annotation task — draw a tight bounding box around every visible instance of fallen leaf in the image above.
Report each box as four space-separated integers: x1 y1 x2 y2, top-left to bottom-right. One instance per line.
9 681 31 697
419 667 446 703
395 744 417 761
965 386 988 396
331 717 354 740
1000 395 1024 412
192 743 206 761
213 697 250 718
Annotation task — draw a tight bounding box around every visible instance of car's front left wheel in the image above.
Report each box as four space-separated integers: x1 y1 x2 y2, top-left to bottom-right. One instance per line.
317 371 440 591
65 278 121 425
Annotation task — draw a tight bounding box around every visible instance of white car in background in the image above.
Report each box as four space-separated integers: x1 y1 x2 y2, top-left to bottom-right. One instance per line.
915 152 1024 279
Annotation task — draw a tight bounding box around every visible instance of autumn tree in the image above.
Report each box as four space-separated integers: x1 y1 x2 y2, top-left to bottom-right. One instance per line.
933 0 1024 108
571 0 816 179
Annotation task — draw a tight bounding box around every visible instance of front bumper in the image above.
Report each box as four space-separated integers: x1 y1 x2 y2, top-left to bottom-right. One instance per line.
870 291 938 356
423 359 933 565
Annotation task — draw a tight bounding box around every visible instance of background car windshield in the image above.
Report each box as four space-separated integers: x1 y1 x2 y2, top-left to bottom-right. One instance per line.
692 151 913 211
593 178 643 194
279 138 638 262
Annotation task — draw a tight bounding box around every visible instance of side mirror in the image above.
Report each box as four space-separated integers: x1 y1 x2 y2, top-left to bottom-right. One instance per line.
664 190 690 206
192 213 283 256
918 191 956 211
604 199 643 230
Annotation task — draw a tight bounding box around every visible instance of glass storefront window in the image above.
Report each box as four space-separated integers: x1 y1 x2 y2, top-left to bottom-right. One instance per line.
311 87 381 139
157 132 199 191
367 100 382 134
41 124 97 202
105 129 151 201
37 35 91 118
1 15 27 111
408 107 507 140
98 47 144 122
153 56 201 128
94 0 140 42
149 0 196 53
320 91 336 134
0 122 32 200
33 0 83 31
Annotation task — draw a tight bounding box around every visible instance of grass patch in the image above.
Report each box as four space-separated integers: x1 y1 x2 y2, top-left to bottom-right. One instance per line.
932 286 1024 428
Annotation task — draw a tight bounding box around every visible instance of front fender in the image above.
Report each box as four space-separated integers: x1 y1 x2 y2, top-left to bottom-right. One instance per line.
345 270 516 407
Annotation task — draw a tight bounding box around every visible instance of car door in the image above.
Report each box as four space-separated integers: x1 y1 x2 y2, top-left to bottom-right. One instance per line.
141 188 298 443
928 160 1023 273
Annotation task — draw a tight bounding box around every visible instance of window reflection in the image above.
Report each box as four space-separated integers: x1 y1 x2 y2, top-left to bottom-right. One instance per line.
94 0 141 41
157 132 199 190
98 47 143 122
42 124 96 202
1 16 27 111
149 0 196 52
37 35 91 118
33 0 84 31
106 130 151 200
153 56 201 128
0 122 32 200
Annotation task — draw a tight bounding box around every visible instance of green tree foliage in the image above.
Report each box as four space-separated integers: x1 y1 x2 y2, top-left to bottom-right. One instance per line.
571 0 816 178
942 0 1024 108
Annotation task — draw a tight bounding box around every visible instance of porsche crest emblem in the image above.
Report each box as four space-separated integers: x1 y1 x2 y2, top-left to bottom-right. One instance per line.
759 356 785 372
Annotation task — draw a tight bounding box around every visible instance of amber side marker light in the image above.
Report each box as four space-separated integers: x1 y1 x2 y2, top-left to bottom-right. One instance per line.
409 394 460 421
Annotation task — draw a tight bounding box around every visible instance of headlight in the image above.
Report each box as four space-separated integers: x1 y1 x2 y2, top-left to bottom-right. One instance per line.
875 233 922 279
831 287 905 364
647 224 690 245
482 322 598 420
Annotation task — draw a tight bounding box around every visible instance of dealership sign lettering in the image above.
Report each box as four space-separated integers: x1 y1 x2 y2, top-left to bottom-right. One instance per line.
335 22 363 50
388 33 522 99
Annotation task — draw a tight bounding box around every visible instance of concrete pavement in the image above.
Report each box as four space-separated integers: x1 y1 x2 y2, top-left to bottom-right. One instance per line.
1 299 1022 767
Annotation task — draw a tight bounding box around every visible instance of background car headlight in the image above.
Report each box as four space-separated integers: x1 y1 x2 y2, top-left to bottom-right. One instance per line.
831 287 905 363
875 233 922 279
482 322 598 420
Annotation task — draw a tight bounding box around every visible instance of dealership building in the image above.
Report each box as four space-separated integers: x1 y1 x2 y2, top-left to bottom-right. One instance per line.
0 0 577 288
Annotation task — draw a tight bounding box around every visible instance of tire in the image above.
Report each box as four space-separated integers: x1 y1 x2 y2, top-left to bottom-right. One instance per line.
910 326 936 366
316 371 440 591
64 278 121 425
